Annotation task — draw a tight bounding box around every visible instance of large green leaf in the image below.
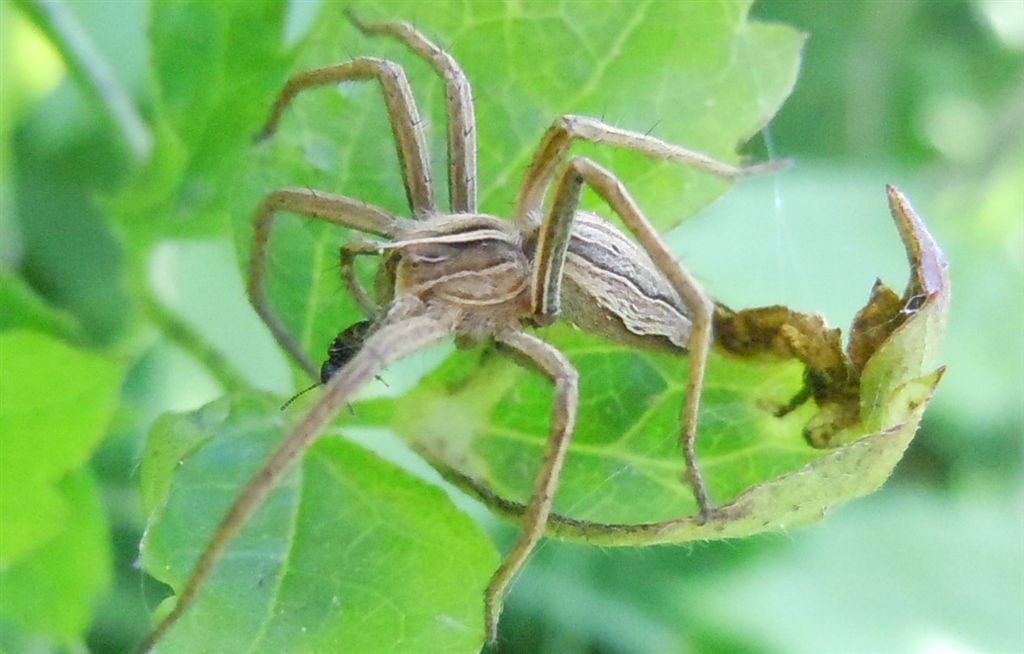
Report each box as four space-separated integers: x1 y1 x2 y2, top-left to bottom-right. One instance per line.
0 470 111 647
0 331 120 647
361 187 948 544
0 330 121 566
139 396 498 653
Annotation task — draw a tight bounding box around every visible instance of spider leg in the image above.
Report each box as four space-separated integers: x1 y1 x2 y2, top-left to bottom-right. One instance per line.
347 10 477 213
257 58 436 218
531 156 714 520
339 238 383 318
513 114 787 228
133 309 455 654
485 330 579 643
248 187 410 379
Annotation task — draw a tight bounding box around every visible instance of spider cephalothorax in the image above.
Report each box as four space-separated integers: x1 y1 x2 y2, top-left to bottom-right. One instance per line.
137 10 782 652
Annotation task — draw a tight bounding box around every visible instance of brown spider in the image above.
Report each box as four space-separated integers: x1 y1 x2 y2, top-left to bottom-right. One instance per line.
137 11 783 652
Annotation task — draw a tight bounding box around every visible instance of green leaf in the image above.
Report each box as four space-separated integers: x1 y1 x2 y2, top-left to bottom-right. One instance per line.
367 187 948 545
139 398 230 515
0 330 122 567
0 271 81 339
109 0 295 247
140 396 499 653
0 469 112 646
371 328 816 524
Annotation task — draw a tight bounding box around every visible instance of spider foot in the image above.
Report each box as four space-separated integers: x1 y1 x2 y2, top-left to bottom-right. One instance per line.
695 504 719 526
681 465 715 525
483 595 503 645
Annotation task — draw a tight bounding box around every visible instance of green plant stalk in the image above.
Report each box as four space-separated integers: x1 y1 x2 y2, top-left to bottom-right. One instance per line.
16 0 152 160
17 0 254 393
136 281 250 395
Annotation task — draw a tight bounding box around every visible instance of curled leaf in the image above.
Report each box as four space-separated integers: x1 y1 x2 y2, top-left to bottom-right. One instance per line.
375 186 949 545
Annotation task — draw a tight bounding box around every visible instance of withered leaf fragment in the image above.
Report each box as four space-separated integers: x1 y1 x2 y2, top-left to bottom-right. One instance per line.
714 185 949 448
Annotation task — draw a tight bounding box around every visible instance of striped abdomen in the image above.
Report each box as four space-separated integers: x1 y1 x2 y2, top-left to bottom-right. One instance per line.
560 212 691 352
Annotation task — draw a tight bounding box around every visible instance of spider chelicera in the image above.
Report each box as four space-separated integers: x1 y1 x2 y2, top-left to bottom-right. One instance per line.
137 10 783 652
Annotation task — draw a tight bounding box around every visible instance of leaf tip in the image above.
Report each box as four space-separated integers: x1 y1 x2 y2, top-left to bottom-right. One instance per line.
886 184 949 298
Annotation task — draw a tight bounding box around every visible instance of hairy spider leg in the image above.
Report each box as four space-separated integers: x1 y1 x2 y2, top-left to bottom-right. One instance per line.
532 156 716 519
339 238 384 318
484 329 579 642
247 187 409 378
257 58 436 218
513 114 788 229
347 10 478 213
511 113 789 516
134 310 454 654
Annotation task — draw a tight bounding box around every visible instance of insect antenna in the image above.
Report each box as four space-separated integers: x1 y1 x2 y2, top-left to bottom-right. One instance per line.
280 382 320 410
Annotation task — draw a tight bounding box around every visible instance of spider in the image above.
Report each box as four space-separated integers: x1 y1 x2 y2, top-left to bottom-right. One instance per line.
137 11 783 652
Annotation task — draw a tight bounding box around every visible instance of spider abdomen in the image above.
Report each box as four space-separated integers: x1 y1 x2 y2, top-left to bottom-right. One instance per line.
561 212 691 353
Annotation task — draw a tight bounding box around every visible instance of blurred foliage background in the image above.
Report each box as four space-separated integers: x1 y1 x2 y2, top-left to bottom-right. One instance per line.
0 0 1021 653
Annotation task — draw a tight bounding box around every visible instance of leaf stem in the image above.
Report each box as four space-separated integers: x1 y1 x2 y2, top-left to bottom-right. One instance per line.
17 0 152 160
137 284 251 395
